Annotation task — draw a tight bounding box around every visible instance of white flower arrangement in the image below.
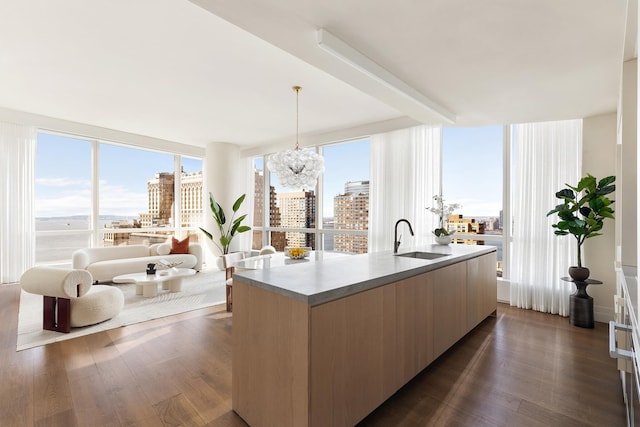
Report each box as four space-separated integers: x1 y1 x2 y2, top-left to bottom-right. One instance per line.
428 194 461 237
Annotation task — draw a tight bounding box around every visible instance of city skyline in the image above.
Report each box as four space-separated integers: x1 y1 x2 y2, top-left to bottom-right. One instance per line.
35 132 202 218
36 126 503 219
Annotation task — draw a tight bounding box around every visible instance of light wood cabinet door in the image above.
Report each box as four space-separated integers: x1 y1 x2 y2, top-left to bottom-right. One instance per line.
310 284 396 427
431 262 467 358
395 274 434 385
232 281 310 427
466 252 497 331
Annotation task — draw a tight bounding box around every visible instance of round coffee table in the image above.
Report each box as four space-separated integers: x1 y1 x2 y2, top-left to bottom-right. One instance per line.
113 268 196 297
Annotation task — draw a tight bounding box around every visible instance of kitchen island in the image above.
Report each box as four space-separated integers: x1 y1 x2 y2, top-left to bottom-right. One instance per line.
232 244 497 427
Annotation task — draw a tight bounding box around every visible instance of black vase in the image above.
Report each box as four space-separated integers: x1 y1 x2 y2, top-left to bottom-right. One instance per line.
568 266 590 282
146 263 156 275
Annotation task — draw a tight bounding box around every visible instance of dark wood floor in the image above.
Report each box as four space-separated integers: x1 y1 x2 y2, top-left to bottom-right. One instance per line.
0 283 626 426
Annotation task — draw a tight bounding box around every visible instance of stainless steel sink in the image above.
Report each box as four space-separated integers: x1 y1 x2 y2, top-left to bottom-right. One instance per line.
395 251 449 260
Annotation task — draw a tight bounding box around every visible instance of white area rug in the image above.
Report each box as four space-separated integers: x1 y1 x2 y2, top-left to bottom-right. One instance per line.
17 269 227 351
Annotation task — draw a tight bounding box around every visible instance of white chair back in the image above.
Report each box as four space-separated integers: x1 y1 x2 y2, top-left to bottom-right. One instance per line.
222 252 246 269
259 245 277 255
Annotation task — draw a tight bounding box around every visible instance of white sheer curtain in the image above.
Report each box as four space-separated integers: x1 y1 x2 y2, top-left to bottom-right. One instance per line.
369 125 441 252
235 156 255 252
510 119 582 316
0 122 36 283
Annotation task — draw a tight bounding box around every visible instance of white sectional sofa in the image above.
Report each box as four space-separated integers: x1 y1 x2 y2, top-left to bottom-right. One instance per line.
72 243 203 283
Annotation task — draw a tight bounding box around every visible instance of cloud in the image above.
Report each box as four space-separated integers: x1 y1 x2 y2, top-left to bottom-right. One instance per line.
99 183 148 216
36 177 91 188
36 181 149 218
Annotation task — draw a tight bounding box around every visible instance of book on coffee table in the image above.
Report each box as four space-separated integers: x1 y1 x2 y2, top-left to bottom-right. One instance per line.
158 259 183 269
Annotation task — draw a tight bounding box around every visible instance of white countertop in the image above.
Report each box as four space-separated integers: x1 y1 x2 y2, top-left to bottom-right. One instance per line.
234 244 496 306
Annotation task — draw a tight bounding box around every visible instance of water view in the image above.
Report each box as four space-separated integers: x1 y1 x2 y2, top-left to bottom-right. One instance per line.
36 217 136 264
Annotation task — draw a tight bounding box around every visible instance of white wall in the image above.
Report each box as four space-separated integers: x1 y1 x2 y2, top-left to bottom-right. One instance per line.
620 59 638 267
202 142 252 267
582 113 618 322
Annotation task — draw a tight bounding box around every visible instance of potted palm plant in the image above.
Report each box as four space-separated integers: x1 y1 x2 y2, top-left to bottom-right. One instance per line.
546 174 615 281
200 192 251 255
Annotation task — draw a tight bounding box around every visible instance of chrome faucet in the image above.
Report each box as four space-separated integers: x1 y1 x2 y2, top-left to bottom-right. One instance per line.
394 219 414 253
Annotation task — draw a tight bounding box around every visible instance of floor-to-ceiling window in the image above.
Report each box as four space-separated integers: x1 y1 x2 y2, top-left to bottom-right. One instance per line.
35 133 92 264
35 131 203 266
180 156 204 234
252 138 370 253
442 125 505 275
99 143 175 246
322 139 370 254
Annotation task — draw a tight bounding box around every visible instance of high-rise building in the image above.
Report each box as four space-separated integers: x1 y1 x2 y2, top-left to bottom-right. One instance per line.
104 170 203 245
334 180 369 254
253 169 264 250
145 172 175 227
484 217 500 231
448 214 485 245
143 170 203 228
253 168 286 250
180 171 204 228
278 191 316 248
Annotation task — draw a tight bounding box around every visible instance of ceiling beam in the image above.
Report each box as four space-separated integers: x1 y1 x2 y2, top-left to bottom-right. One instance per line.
188 0 457 126
317 29 455 124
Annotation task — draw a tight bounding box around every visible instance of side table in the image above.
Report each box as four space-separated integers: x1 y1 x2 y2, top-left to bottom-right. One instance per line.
561 277 603 328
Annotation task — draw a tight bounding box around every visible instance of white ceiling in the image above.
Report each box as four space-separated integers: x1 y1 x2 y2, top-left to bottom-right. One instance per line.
0 0 629 151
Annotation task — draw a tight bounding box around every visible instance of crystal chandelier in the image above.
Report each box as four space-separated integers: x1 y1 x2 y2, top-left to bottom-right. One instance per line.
267 86 324 190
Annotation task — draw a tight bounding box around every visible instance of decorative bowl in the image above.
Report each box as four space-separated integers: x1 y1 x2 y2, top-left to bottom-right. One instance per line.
285 247 310 259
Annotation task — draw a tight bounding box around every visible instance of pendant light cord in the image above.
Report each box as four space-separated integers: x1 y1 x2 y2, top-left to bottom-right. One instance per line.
293 85 301 151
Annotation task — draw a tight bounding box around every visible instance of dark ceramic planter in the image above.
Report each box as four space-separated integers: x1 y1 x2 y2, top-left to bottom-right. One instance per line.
568 266 590 282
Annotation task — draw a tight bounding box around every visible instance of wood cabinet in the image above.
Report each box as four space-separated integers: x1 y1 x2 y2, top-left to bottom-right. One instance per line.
232 281 310 426
466 251 498 331
394 273 434 382
309 283 396 426
431 262 468 358
233 252 496 427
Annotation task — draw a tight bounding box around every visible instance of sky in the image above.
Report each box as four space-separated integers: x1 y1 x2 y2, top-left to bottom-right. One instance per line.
266 127 503 218
35 132 201 217
36 126 503 219
442 125 503 217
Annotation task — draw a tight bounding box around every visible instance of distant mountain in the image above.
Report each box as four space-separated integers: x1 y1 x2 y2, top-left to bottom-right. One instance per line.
36 215 138 221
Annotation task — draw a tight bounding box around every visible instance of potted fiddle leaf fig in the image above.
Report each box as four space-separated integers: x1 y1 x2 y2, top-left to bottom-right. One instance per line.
200 192 251 255
546 174 615 281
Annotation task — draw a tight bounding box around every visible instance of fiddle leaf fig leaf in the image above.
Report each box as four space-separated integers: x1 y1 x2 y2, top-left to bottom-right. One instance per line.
601 210 615 219
577 174 596 192
598 176 615 187
578 207 591 217
555 189 574 200
548 174 616 268
597 185 615 196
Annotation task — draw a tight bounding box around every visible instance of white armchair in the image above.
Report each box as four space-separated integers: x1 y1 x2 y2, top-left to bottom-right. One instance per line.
20 267 124 333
